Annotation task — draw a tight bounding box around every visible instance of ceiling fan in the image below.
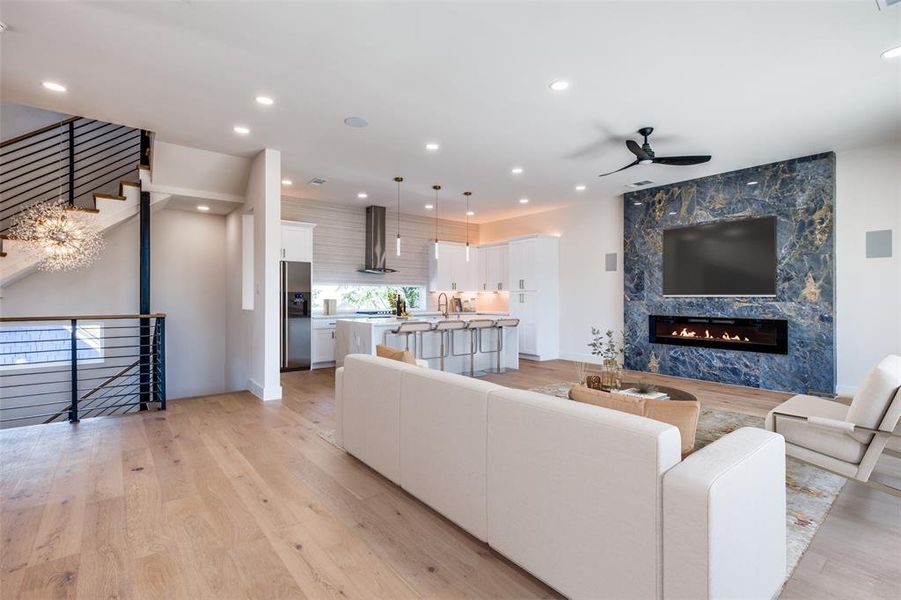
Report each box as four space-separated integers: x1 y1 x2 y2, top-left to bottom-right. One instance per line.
598 127 711 177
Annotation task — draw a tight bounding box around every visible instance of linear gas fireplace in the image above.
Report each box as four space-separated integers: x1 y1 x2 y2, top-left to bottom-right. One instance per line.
648 315 788 355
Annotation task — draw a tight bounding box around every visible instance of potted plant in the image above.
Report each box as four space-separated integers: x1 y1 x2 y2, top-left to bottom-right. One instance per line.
588 327 626 390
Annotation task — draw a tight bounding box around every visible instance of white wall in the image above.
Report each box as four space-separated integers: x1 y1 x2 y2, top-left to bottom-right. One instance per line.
0 102 69 141
480 197 624 363
0 208 228 399
835 142 901 393
224 149 281 401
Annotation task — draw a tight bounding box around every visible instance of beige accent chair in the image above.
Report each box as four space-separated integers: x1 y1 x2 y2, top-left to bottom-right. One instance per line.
766 354 901 496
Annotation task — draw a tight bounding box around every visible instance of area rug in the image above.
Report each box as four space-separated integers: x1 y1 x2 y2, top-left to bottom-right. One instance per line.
530 382 846 579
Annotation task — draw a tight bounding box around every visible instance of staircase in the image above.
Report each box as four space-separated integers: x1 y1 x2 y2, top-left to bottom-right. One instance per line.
0 117 168 429
0 116 157 286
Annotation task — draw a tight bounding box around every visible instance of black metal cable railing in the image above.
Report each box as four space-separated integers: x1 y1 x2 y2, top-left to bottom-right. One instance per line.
0 117 144 233
0 314 166 428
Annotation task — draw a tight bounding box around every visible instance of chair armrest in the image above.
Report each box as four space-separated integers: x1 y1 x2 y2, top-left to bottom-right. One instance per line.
807 415 856 433
664 428 786 600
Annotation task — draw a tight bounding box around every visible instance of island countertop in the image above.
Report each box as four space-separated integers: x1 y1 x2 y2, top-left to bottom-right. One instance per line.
334 314 518 374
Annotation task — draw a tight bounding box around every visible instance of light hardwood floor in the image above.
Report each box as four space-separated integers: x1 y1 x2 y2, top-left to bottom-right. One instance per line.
1 360 898 599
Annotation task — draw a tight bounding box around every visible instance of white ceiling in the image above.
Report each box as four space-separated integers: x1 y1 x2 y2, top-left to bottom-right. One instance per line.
1 1 899 223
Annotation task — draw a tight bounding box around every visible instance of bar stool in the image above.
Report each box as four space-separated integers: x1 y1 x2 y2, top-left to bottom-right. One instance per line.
424 320 466 371
480 317 520 374
452 319 495 376
385 321 432 359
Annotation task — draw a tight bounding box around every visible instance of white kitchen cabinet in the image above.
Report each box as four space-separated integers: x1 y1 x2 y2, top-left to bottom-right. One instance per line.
429 242 479 291
477 243 509 292
508 235 559 360
312 326 336 365
281 221 315 262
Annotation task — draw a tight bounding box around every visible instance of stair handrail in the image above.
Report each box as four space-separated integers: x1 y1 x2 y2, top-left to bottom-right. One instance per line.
0 313 166 323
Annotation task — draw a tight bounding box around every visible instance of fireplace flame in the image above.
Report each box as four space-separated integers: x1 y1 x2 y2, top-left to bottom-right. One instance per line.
670 327 749 342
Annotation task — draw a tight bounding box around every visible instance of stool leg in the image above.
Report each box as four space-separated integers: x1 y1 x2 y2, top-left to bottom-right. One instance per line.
470 330 476 377
440 332 446 371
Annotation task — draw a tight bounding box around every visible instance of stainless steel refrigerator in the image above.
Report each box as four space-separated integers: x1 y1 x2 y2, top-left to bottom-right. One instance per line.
280 261 312 371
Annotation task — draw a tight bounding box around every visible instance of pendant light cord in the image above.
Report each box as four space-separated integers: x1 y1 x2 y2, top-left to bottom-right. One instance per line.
432 185 441 243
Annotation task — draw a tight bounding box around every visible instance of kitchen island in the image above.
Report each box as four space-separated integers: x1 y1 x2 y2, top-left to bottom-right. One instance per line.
334 314 518 375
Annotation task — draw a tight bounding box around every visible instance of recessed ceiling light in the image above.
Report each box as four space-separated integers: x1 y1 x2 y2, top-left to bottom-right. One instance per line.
747 181 759 186
575 184 586 191
466 210 475 216
344 116 369 128
425 143 440 151
197 205 210 212
425 204 434 210
357 192 368 199
511 167 523 174
42 81 66 92
233 125 250 135
882 45 901 59
549 80 569 91
519 198 529 204
255 95 274 105
281 179 293 186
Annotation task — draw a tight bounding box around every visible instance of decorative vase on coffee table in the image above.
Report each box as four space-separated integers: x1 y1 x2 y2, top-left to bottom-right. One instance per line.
601 359 623 390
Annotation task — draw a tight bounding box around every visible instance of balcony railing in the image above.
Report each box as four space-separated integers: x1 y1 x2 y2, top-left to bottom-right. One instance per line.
0 314 166 428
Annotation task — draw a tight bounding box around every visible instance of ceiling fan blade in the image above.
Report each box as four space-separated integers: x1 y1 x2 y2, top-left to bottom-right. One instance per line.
652 155 711 166
598 160 640 177
626 139 650 160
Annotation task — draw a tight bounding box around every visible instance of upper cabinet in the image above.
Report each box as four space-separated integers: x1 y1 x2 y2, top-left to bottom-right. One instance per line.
429 242 479 291
478 243 509 292
281 221 315 262
508 236 555 292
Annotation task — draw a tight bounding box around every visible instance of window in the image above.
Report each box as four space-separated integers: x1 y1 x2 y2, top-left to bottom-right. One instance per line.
313 284 425 312
0 323 104 371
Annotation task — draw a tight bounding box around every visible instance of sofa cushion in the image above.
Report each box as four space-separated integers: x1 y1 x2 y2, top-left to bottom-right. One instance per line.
399 368 502 541
376 344 419 365
486 388 681 600
847 354 901 428
341 354 419 483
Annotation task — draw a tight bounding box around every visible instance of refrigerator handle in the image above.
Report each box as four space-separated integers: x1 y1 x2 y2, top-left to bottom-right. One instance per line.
281 262 288 368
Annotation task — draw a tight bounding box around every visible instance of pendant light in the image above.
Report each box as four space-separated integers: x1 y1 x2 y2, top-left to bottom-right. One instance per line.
432 185 441 259
463 191 472 262
394 176 403 256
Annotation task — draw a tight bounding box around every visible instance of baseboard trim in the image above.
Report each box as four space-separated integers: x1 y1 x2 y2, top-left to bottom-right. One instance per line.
835 384 857 396
248 378 282 402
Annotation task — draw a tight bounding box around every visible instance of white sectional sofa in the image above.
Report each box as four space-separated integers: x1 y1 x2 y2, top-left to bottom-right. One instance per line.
335 355 787 600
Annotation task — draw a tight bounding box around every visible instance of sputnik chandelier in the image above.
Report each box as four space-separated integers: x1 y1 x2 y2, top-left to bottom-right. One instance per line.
10 202 105 271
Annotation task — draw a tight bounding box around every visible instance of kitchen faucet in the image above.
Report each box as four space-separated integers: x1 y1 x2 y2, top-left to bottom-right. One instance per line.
437 292 449 318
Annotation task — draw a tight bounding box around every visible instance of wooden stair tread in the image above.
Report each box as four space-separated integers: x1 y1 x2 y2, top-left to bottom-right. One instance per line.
94 193 127 201
65 206 100 214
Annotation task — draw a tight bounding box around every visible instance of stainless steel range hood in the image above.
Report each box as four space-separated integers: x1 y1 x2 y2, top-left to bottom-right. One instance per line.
358 205 397 273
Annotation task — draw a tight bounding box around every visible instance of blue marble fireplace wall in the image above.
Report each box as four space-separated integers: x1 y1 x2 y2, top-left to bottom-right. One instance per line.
623 152 835 394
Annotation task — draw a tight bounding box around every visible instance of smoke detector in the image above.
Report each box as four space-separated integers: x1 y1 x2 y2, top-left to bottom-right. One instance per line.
307 177 327 186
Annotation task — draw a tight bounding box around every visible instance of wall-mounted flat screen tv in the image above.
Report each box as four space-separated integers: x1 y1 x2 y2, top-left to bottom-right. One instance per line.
663 216 777 296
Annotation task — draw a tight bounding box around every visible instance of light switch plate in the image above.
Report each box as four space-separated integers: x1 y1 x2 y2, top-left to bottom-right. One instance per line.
866 230 892 259
605 253 618 271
